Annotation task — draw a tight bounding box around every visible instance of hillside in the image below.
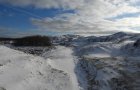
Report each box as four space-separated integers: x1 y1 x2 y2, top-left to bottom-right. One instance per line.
0 46 79 90
0 32 140 90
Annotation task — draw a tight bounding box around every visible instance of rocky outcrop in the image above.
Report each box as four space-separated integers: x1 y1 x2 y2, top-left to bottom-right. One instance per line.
134 39 140 47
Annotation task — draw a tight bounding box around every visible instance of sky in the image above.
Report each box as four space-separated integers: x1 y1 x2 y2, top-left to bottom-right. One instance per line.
0 0 140 37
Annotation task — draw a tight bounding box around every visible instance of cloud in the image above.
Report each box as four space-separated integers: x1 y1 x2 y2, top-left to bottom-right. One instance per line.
0 0 140 36
0 0 85 9
0 27 46 38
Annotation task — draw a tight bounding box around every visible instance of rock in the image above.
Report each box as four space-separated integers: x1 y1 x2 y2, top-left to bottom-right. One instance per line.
0 87 6 90
134 39 140 47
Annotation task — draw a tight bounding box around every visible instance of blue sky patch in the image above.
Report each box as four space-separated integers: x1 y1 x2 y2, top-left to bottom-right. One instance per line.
0 4 75 33
107 12 140 21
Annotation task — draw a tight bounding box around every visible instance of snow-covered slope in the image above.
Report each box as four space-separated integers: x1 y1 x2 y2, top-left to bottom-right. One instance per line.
0 46 77 90
42 46 80 90
72 32 140 90
0 32 140 90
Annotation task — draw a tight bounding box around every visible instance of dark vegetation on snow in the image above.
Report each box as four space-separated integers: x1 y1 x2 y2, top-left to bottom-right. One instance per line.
0 36 52 46
13 36 52 46
0 37 13 41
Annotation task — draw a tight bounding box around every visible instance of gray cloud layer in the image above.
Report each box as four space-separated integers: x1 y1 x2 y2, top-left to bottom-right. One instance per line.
0 0 140 36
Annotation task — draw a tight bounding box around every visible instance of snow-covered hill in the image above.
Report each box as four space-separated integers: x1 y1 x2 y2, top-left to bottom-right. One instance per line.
72 32 140 90
0 46 79 90
0 32 140 90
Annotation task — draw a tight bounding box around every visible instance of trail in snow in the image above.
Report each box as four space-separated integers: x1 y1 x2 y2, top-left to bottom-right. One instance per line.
43 46 80 90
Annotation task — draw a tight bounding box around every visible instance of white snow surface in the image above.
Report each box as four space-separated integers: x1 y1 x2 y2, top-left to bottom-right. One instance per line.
0 45 79 90
43 46 80 90
0 32 140 90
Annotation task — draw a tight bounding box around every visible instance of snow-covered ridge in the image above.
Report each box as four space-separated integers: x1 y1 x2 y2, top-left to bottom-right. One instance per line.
0 45 79 90
0 32 140 90
71 32 140 90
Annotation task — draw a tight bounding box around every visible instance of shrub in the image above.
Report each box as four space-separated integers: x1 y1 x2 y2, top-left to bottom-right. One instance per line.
13 35 51 46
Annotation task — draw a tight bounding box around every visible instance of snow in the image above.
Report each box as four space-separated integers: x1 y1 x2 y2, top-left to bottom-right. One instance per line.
95 68 119 90
43 46 80 90
83 53 111 59
0 45 75 90
0 32 140 90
